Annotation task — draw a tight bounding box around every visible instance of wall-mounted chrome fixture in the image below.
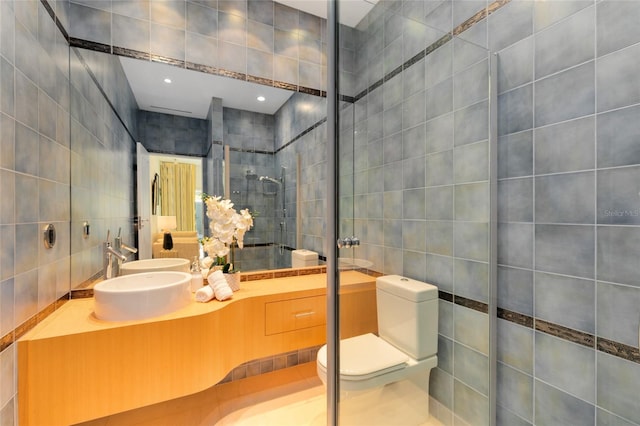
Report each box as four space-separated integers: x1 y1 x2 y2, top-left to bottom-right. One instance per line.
43 224 56 249
259 175 281 195
103 229 136 279
337 236 360 249
82 221 90 238
258 176 281 185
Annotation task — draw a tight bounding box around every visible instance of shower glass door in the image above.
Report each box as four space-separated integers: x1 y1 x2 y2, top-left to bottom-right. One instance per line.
334 0 496 424
225 148 294 271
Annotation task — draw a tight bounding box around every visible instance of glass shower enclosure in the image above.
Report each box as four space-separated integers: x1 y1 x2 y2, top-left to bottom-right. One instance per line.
225 148 296 271
329 0 497 425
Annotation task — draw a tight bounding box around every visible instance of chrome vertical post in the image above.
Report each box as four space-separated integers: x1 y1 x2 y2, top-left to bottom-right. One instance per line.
488 52 498 426
326 0 340 424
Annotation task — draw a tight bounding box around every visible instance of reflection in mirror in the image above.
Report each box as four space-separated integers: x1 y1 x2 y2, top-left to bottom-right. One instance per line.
71 49 334 277
146 153 203 261
226 147 298 271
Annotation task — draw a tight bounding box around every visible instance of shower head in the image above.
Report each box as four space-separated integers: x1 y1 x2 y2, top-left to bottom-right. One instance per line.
259 176 281 185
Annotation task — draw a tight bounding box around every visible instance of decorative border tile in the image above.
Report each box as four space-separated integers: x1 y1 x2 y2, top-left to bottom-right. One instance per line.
299 86 322 97
114 46 150 61
535 319 595 349
228 146 273 155
385 65 403 82
69 37 110 53
247 75 273 86
275 117 327 154
339 94 354 103
496 307 598 348
439 290 454 303
437 290 488 314
597 338 640 364
217 345 323 385
150 54 185 68
0 333 13 353
71 289 94 299
497 307 533 328
352 0 512 104
455 295 489 314
405 49 425 68
273 80 298 91
186 62 218 75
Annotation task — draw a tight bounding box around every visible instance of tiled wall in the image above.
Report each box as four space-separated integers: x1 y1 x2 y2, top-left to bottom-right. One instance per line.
69 46 138 290
138 110 208 156
0 1 139 423
0 0 72 421
347 1 492 424
347 0 640 425
274 92 327 256
67 0 327 94
493 1 640 425
224 107 279 270
6 1 640 426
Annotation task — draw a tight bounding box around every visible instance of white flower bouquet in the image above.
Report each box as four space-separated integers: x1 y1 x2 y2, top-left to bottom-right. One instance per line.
201 194 253 272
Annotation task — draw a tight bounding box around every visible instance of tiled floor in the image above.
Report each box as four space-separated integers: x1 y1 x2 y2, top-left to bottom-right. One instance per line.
78 362 443 425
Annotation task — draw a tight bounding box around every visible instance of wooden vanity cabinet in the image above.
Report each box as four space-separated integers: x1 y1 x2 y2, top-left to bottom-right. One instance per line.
18 272 377 426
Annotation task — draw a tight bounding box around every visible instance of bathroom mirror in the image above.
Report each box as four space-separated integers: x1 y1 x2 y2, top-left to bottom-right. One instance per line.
69 47 329 283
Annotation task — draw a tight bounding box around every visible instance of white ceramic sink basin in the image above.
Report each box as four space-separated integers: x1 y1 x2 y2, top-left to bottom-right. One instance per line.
94 271 192 321
338 258 374 270
120 258 190 275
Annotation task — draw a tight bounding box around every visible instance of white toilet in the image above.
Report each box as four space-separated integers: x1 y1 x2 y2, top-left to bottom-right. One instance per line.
317 275 438 393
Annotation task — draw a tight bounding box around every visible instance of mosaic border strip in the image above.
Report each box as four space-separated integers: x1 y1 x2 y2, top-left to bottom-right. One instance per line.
1 294 69 352
495 307 640 364
68 39 327 99
218 345 323 385
598 338 640 364
439 291 489 314
352 0 510 104
535 319 595 349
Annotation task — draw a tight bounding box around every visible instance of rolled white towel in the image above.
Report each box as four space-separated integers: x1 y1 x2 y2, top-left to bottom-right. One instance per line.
208 269 224 283
212 276 227 288
206 270 233 301
214 283 233 301
195 285 215 303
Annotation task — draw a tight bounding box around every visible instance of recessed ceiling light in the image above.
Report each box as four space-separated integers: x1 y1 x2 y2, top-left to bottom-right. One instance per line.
257 96 266 102
163 78 172 84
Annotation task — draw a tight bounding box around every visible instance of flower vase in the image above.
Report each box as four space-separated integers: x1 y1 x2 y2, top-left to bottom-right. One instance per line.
224 272 240 291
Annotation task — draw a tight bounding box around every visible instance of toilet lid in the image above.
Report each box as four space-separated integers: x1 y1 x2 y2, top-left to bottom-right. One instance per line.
317 333 409 380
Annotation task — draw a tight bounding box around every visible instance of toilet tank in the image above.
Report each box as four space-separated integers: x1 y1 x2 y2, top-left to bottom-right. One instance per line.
376 275 438 360
291 249 318 268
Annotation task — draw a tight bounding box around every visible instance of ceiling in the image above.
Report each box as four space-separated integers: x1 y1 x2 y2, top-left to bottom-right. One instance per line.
275 0 378 28
121 0 376 119
120 57 295 118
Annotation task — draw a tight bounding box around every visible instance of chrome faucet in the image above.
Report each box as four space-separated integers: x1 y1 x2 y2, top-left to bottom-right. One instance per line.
116 236 138 255
103 229 136 279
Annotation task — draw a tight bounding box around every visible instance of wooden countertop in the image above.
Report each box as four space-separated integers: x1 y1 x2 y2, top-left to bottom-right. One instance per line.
18 271 377 426
21 271 374 340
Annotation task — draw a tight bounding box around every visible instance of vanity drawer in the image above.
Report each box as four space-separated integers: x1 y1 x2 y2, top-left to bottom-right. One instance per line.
265 295 326 335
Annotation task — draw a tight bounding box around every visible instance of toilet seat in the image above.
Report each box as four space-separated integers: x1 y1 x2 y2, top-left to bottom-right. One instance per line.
317 333 409 381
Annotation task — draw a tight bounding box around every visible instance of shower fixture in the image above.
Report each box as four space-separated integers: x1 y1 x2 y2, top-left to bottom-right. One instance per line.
259 176 281 185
